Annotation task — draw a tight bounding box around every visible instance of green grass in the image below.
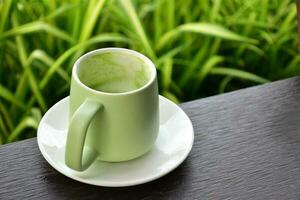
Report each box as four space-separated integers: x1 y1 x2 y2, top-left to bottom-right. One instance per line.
0 0 299 144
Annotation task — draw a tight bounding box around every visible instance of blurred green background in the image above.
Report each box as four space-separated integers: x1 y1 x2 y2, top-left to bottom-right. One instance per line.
0 0 299 144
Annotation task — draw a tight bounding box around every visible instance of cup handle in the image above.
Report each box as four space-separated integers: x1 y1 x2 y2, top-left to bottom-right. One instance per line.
65 99 103 171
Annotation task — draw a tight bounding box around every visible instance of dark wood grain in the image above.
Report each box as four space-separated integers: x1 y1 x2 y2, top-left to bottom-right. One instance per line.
2 77 300 200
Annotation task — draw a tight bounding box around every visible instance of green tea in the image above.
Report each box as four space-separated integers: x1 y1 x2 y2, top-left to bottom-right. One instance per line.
77 52 151 93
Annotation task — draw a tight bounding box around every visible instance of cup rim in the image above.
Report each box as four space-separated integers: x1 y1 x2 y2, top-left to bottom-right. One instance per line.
72 48 157 96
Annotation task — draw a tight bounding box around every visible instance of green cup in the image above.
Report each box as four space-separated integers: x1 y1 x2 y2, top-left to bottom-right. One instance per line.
65 48 159 171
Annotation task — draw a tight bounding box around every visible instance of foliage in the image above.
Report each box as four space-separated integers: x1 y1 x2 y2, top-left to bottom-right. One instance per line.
0 0 298 143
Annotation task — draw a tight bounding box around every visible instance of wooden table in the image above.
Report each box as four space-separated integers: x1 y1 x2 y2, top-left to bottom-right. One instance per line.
1 77 300 199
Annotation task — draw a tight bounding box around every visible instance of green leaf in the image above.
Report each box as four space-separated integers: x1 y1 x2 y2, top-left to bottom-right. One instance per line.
226 19 273 29
40 33 128 89
0 0 12 33
210 67 270 84
13 14 47 112
12 73 28 112
219 76 233 93
162 91 180 104
7 117 38 143
179 39 212 87
165 0 175 31
119 0 156 60
161 58 173 90
46 3 77 20
0 102 13 132
153 0 162 43
179 23 257 43
30 108 42 124
28 50 70 83
284 55 300 76
79 0 106 42
0 115 9 138
197 56 224 82
157 45 184 66
193 56 224 92
210 0 222 22
70 0 106 67
0 21 74 43
0 84 26 109
156 23 258 50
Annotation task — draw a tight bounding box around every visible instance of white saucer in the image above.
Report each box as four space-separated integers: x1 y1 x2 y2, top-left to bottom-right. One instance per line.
37 95 194 187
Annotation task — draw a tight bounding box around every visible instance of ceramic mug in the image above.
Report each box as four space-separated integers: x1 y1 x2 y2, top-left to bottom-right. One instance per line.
65 48 159 171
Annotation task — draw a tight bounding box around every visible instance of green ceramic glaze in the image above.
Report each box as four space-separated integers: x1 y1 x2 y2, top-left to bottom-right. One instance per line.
65 48 159 171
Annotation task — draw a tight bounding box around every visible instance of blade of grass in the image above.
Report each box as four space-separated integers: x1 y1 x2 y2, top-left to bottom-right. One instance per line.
0 84 26 109
0 115 9 138
170 81 183 97
156 22 258 50
0 133 3 144
30 108 42 125
162 91 180 104
44 0 57 55
157 45 185 66
283 55 300 76
210 0 222 22
153 1 163 42
0 102 13 132
71 0 85 41
47 0 57 13
219 76 233 93
119 0 156 60
260 0 269 21
197 56 224 81
272 0 290 25
70 0 106 67
97 3 111 33
245 44 264 56
40 33 128 89
13 14 47 112
166 0 175 31
7 117 38 143
226 19 273 29
210 67 270 83
79 0 106 42
0 132 3 144
154 0 162 43
179 38 211 87
260 31 274 44
161 58 173 90
138 1 156 19
0 21 74 43
194 56 224 92
11 73 28 114
46 3 77 20
210 38 221 55
235 13 256 57
0 0 12 33
56 84 70 96
28 49 70 83
274 4 296 41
